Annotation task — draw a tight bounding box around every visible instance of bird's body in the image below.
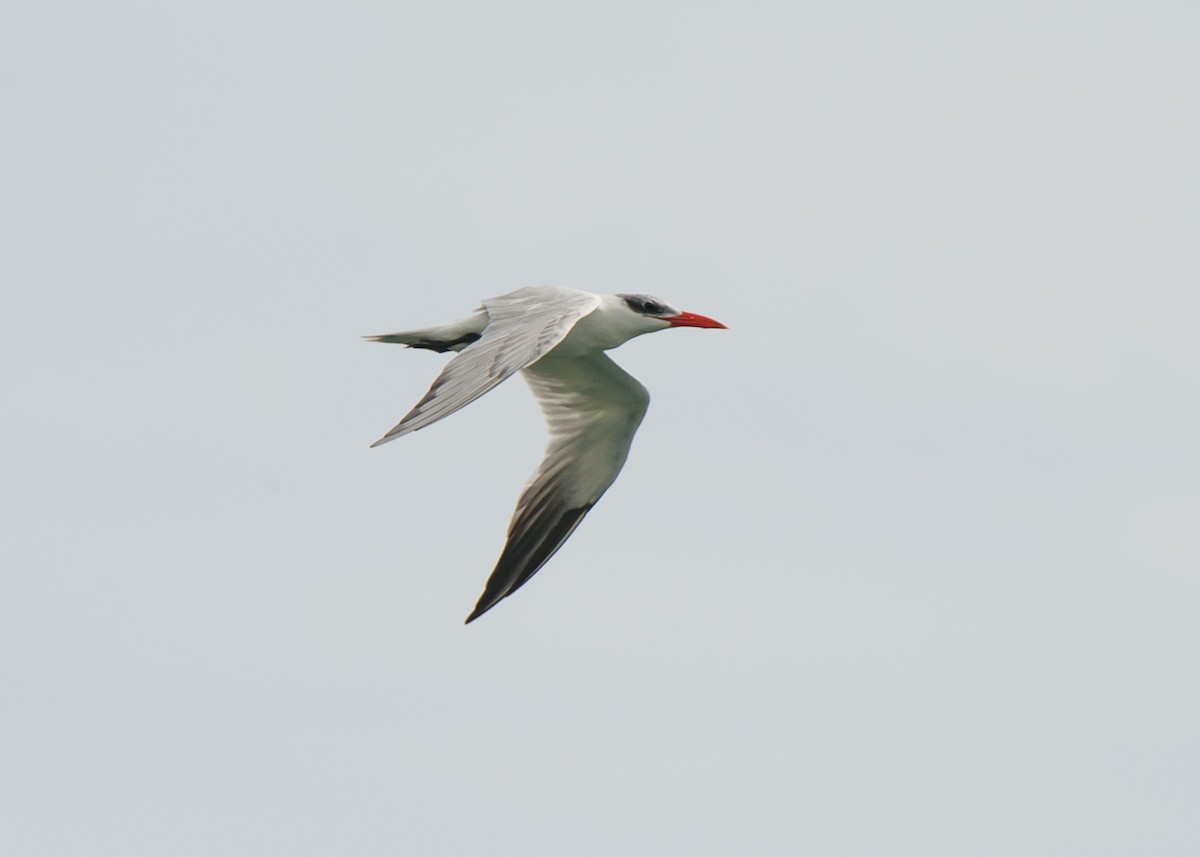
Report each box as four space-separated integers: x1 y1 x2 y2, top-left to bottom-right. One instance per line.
368 286 725 623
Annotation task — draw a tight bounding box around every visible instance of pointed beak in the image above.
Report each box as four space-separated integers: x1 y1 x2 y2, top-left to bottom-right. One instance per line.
665 311 727 329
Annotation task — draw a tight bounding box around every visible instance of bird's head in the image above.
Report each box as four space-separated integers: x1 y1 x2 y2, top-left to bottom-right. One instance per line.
616 293 728 333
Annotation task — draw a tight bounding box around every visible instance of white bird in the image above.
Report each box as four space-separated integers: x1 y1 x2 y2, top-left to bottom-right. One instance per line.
367 286 726 623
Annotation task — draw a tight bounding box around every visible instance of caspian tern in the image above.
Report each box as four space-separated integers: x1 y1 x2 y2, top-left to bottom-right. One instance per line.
367 286 726 623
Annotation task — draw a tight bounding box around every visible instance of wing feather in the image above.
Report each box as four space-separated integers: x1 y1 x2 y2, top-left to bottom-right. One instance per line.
465 351 650 623
371 287 600 446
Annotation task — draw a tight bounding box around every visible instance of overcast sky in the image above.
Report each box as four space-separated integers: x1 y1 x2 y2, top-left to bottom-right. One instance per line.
3 1 1198 854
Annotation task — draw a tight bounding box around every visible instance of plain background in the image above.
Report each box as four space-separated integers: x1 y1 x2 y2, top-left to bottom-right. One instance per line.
3 1 1198 854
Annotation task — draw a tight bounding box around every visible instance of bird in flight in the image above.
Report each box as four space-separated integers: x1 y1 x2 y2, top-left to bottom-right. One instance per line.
367 286 726 623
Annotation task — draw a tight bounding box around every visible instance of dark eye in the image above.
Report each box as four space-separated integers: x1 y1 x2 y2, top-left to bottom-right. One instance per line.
621 294 668 316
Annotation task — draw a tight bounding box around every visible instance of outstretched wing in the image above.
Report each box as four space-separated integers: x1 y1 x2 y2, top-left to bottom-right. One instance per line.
465 351 651 623
371 287 600 446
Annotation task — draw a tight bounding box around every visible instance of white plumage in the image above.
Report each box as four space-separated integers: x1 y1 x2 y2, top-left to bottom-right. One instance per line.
367 286 726 623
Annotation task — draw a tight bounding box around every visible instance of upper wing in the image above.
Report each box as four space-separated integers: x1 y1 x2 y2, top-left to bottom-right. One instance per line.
370 287 600 446
465 351 651 623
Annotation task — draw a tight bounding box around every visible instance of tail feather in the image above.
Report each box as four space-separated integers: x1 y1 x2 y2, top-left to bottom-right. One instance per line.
364 310 488 353
364 331 481 352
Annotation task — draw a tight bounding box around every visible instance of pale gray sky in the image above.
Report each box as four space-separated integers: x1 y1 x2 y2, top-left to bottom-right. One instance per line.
3 1 1198 854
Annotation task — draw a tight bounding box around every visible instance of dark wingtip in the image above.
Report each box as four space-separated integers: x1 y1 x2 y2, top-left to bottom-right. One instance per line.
464 590 502 623
462 503 595 626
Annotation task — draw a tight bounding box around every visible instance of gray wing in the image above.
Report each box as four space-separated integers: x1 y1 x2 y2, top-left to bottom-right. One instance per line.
465 351 651 623
370 287 600 446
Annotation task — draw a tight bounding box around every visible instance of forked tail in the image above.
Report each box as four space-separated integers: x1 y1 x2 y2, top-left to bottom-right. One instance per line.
363 310 488 353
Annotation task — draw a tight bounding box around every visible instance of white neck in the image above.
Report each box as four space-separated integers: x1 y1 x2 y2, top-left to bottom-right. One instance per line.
554 294 670 355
